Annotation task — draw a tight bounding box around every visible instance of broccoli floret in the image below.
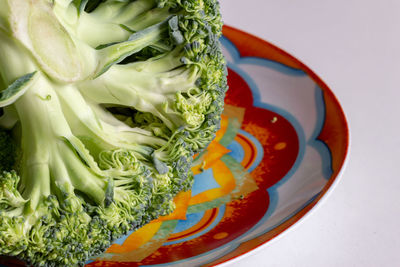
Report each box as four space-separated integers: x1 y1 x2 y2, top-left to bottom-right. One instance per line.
0 0 227 266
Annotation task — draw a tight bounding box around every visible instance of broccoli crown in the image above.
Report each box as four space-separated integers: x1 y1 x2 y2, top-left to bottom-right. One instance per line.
0 0 227 266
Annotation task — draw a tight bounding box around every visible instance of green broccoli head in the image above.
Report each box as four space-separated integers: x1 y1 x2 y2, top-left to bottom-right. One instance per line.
0 0 227 266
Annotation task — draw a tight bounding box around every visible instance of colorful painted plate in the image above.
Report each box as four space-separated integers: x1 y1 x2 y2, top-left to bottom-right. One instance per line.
0 26 349 267
86 26 349 267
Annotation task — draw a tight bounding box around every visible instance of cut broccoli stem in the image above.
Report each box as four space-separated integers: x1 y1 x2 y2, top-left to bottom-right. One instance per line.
79 59 200 130
53 144 106 204
62 0 160 49
95 19 170 77
123 46 185 73
20 165 51 227
11 75 108 207
94 63 199 95
72 12 134 48
123 5 171 31
79 80 179 130
89 102 165 140
56 85 167 159
28 4 83 82
93 0 157 22
0 28 37 86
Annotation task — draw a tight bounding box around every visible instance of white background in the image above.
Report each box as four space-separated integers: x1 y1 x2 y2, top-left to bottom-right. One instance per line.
219 1 400 266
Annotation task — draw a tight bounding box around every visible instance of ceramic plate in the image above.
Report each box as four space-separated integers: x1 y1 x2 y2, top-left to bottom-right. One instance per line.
0 26 349 267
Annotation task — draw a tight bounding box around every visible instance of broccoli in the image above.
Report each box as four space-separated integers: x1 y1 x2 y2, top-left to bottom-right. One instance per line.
0 0 227 266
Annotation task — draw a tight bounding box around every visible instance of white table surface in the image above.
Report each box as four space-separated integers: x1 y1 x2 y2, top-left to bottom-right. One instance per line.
219 1 400 266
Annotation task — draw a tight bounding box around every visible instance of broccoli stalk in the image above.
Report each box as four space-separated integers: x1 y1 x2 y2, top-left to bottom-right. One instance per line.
0 0 227 266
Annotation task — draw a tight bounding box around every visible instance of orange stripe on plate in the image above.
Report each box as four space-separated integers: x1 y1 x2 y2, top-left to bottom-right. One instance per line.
214 114 229 143
106 222 162 253
153 191 192 222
